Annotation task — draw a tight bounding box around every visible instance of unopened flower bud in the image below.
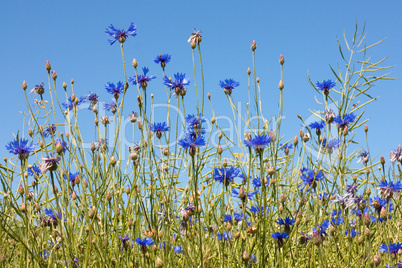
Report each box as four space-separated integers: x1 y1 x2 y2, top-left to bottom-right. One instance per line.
211 116 216 124
267 167 275 176
106 192 112 202
293 136 298 146
250 40 257 51
373 255 381 266
110 156 117 166
71 191 77 200
242 252 250 262
279 54 285 65
380 156 385 165
217 144 223 155
18 185 25 195
222 159 228 167
46 60 51 71
52 70 57 80
71 78 74 84
207 92 211 99
278 80 284 90
62 82 67 89
138 120 143 130
303 133 310 142
155 257 163 268
343 126 349 136
20 203 26 213
270 131 276 143
366 187 371 196
22 81 27 90
380 207 388 219
364 124 368 132
218 132 223 139
132 58 138 68
279 194 286 203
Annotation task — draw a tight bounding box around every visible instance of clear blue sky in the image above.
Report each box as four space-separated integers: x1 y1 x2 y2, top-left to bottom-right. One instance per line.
1 1 401 160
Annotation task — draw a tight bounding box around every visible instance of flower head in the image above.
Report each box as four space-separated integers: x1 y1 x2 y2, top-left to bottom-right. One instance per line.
150 122 170 139
357 150 369 165
250 206 270 214
103 99 118 114
244 134 271 154
30 83 45 96
40 154 61 173
277 217 296 233
231 187 258 201
105 81 124 99
322 138 340 154
55 138 68 154
43 124 56 138
135 237 154 252
105 23 137 45
219 79 240 95
308 121 325 135
163 73 190 97
379 243 402 254
334 113 356 130
271 232 289 247
298 168 324 193
26 164 41 177
6 137 36 160
316 79 336 95
322 109 336 124
154 54 172 68
390 147 402 164
129 67 156 89
214 166 240 185
174 245 182 254
188 29 202 44
85 92 99 109
378 180 402 200
178 134 206 155
281 143 293 155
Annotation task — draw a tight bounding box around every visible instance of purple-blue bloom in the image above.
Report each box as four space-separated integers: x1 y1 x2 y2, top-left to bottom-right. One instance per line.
174 245 182 254
6 137 36 160
163 73 191 96
26 164 41 177
334 113 356 130
135 237 155 251
154 54 172 68
105 23 137 45
309 120 325 131
62 96 86 111
231 187 258 200
150 122 170 139
178 134 206 151
379 180 402 199
105 81 124 99
379 243 402 254
250 206 270 214
298 168 324 193
30 83 45 96
219 78 240 95
43 124 56 138
322 138 341 153
316 79 336 95
103 99 118 113
244 134 271 154
390 147 402 163
214 166 240 185
85 92 99 109
128 67 156 89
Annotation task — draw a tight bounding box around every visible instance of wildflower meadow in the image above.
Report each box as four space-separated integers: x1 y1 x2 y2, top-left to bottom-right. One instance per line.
1 20 402 268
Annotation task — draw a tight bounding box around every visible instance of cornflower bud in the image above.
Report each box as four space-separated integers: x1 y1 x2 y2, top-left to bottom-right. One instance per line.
45 60 51 71
242 252 250 262
155 257 163 268
217 144 223 155
106 192 112 202
52 70 57 80
278 80 284 90
251 40 257 51
22 81 27 90
62 82 67 89
222 159 228 167
20 203 26 213
110 156 117 166
211 116 216 124
71 78 74 84
293 136 298 146
190 41 196 49
71 191 77 200
132 58 138 68
380 156 385 165
18 185 25 195
279 54 285 65
364 124 368 132
207 92 211 99
303 133 310 142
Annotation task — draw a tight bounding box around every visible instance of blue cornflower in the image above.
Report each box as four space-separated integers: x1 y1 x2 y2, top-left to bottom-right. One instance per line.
331 217 344 226
334 113 356 130
6 137 36 160
45 208 62 226
105 81 124 99
185 114 206 129
150 122 170 139
281 143 293 155
318 192 330 202
271 232 289 247
313 219 330 237
105 22 137 45
135 237 155 252
174 245 182 254
316 79 336 95
250 254 257 263
322 138 341 154
154 54 172 68
379 180 402 200
234 212 246 222
277 217 296 233
252 177 269 188
55 138 68 154
26 164 41 177
223 214 232 223
390 147 402 163
65 172 81 186
244 134 271 154
43 124 56 137
345 230 357 238
309 120 325 136
178 134 206 155
231 187 258 201
85 92 99 109
129 67 156 89
346 185 358 195
103 99 118 113
62 96 86 111
30 83 45 96
357 150 369 165
214 166 240 185
250 206 270 214
217 232 230 241
120 235 130 250
379 243 402 254
298 168 324 193
386 263 402 268
163 73 191 96
219 78 240 95
95 138 108 152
